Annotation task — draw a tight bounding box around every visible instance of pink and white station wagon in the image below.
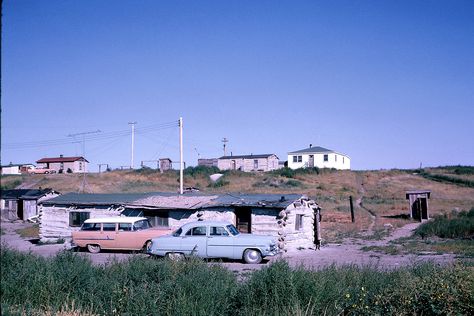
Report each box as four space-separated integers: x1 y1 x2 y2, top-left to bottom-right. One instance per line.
72 217 171 253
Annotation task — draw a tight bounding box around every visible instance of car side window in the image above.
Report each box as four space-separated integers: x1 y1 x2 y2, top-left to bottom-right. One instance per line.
210 226 229 236
103 223 116 231
191 226 207 236
118 223 131 231
81 223 100 231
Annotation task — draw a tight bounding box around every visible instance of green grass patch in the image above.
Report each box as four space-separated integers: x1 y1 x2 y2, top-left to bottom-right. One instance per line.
1 249 473 315
415 208 474 239
15 225 39 239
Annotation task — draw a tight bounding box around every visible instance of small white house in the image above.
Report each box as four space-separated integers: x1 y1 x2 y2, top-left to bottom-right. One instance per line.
217 154 279 172
288 145 350 170
0 163 35 175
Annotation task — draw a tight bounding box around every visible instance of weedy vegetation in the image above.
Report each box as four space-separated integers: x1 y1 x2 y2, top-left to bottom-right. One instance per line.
1 248 473 316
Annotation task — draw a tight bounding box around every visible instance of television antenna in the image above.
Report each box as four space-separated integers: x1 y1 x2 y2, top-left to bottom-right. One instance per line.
67 129 101 193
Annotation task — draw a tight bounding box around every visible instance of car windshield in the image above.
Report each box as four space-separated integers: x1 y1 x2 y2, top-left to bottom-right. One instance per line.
172 227 182 237
226 224 240 236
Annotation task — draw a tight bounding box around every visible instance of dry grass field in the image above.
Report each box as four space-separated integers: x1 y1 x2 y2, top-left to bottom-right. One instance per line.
2 166 473 242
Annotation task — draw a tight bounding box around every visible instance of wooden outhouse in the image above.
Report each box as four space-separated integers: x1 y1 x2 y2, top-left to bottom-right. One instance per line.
406 190 431 221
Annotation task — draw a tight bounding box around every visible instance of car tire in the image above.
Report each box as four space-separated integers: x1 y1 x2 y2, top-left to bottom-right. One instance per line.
165 252 184 261
143 240 152 253
44 171 49 174
243 249 262 264
87 244 101 253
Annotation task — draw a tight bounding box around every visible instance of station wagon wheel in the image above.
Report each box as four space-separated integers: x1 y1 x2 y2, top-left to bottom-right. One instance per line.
143 240 152 253
165 252 185 261
243 249 262 264
87 244 101 254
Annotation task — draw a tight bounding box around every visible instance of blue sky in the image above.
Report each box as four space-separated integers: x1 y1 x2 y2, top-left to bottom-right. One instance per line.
2 0 473 171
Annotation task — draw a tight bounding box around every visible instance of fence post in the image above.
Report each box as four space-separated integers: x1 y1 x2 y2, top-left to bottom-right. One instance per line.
350 196 355 222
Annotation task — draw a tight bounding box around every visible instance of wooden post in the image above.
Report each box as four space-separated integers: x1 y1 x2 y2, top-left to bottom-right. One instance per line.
350 196 355 222
315 207 321 250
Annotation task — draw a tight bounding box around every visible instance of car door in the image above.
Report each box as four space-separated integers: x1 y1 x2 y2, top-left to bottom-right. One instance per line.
113 222 138 250
206 226 234 259
100 223 117 249
180 226 208 257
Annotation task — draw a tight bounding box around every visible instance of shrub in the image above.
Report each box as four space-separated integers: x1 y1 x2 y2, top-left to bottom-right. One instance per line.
415 212 474 239
184 165 220 177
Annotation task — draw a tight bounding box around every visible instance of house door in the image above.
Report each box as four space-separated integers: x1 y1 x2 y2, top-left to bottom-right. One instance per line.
309 155 314 168
17 200 24 220
234 207 251 233
231 160 236 170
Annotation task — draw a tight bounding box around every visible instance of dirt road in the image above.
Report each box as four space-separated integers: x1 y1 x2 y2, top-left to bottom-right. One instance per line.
0 221 458 271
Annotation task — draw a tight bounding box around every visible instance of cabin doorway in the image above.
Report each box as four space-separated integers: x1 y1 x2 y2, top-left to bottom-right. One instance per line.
17 200 24 220
234 207 252 233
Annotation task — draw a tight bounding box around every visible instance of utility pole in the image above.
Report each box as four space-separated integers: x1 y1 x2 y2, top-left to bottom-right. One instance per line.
97 164 109 173
128 122 137 169
67 130 101 193
222 137 228 156
179 117 184 194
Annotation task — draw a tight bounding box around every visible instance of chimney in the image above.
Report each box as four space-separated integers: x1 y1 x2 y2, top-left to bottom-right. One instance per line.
60 154 64 158
309 144 312 148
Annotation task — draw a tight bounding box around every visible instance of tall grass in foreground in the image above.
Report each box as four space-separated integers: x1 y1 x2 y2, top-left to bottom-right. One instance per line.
1 248 473 316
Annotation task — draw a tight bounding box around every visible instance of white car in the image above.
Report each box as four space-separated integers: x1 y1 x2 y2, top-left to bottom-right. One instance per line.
148 221 279 264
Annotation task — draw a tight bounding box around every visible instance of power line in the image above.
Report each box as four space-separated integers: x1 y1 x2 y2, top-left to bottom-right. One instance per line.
4 120 178 149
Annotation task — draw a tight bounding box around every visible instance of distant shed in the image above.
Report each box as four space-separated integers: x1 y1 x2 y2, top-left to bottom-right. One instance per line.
406 190 431 221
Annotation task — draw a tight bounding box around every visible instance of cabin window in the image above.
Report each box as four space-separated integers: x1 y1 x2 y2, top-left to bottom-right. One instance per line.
323 154 328 162
69 212 90 227
295 214 304 230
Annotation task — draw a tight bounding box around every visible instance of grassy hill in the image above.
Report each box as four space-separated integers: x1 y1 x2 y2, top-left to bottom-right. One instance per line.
2 166 474 241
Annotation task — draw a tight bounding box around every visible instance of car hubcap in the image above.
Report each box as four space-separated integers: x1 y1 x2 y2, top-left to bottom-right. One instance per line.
247 250 259 261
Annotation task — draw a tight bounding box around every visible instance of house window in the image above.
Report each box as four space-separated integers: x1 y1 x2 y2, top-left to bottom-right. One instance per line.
78 162 82 171
295 214 304 230
324 154 328 162
293 155 302 163
69 212 90 227
254 159 258 170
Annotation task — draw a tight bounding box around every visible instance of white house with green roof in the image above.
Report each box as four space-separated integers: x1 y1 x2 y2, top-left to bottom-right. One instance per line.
287 145 351 170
